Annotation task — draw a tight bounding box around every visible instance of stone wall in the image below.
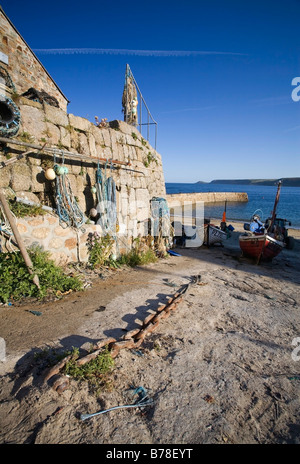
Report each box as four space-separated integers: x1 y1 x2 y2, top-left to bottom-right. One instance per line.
0 8 68 110
166 191 248 207
0 97 166 264
13 214 102 266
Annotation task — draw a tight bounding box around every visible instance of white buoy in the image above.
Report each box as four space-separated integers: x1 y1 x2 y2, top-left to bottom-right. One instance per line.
44 168 56 180
89 208 98 217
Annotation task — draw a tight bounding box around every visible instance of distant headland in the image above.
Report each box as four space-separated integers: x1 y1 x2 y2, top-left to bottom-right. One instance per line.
196 178 300 187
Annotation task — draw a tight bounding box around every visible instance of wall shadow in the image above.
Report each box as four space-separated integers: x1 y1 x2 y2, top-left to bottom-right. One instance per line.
137 230 300 286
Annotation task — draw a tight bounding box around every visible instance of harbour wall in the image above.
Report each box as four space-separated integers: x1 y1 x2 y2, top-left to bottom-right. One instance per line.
166 191 248 207
0 97 166 264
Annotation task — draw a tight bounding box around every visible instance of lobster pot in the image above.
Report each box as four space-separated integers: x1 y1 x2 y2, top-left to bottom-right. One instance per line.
0 68 21 137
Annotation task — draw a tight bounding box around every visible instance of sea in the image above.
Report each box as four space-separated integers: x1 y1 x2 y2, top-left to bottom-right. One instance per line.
165 183 300 229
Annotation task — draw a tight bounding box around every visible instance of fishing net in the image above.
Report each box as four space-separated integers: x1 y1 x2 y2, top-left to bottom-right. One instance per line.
54 153 85 229
95 161 117 235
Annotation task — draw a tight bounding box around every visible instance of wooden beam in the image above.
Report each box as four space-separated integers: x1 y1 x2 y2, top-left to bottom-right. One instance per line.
0 137 130 166
0 190 40 289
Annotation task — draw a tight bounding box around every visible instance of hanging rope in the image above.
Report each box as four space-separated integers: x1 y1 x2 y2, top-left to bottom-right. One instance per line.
96 161 117 235
150 196 170 237
95 160 120 255
54 152 86 229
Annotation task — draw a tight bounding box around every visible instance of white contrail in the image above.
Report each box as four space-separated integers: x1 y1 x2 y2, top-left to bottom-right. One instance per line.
160 105 217 114
33 48 245 57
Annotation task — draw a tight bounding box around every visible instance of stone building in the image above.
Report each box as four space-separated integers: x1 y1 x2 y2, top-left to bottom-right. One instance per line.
0 8 169 265
0 6 68 110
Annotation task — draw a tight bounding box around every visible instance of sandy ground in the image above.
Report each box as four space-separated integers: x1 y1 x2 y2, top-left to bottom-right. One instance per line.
0 221 299 445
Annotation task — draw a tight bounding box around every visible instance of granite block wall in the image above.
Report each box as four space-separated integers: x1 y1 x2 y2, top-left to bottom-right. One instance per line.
0 8 68 110
0 97 167 264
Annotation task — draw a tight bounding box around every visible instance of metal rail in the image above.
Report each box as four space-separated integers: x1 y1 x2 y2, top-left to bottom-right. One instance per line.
123 64 158 149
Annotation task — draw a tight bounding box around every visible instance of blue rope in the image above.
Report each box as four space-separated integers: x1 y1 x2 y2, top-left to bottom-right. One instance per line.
96 161 117 234
54 153 85 229
150 197 170 237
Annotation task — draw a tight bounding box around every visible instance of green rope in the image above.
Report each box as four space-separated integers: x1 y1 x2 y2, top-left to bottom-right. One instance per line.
54 153 85 229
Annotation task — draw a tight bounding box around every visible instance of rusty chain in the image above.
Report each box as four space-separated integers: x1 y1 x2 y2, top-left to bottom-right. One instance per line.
44 275 201 392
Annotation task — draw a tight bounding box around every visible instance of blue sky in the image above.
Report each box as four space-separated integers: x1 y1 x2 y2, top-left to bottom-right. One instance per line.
2 0 300 182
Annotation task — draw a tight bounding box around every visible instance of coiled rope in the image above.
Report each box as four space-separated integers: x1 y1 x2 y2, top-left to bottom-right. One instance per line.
54 152 85 229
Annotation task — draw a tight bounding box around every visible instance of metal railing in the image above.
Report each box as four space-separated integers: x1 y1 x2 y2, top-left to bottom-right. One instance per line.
122 64 157 149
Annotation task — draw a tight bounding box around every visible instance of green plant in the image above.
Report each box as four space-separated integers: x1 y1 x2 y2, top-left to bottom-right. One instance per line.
64 346 115 392
34 346 68 365
64 124 74 134
87 233 158 270
42 128 52 139
0 246 83 303
143 151 158 168
118 246 156 267
118 237 157 267
87 233 116 269
131 132 137 140
57 141 68 150
18 131 34 143
10 91 21 103
8 199 46 218
118 247 157 267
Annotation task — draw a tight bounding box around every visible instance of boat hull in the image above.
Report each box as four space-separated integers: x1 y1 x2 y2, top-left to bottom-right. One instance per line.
204 224 227 245
239 233 284 262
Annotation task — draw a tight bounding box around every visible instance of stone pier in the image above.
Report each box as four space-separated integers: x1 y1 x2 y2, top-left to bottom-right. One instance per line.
166 191 248 208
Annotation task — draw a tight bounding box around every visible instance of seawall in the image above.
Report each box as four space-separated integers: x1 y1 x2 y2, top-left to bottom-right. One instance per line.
0 97 166 264
166 191 248 207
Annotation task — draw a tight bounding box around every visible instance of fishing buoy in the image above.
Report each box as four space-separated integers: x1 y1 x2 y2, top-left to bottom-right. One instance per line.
90 186 97 194
63 166 69 175
54 165 65 176
89 208 98 218
44 168 56 181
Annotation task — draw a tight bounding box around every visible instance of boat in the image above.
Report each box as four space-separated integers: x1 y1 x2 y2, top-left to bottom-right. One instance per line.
204 222 227 246
239 233 284 262
239 181 285 263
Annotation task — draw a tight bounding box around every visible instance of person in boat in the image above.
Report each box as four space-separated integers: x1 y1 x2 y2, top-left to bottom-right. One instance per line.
250 215 264 234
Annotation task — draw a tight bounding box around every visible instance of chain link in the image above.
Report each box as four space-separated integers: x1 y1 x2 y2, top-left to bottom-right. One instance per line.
44 275 201 392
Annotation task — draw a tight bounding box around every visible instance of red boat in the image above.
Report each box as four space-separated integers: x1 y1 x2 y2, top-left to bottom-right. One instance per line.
239 233 284 263
239 181 285 263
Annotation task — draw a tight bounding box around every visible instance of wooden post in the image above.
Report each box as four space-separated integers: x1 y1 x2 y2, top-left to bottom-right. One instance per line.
0 191 40 289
